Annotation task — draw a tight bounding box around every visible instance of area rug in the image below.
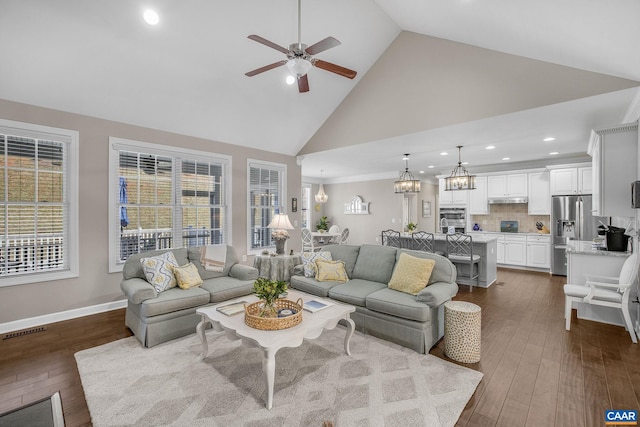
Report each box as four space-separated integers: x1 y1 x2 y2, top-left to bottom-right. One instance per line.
75 328 483 427
0 391 64 427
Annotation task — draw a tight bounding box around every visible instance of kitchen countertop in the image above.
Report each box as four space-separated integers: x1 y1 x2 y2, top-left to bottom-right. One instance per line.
468 231 551 237
566 240 632 257
433 233 498 243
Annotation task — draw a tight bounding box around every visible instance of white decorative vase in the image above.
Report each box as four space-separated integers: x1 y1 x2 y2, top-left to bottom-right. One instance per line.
275 239 286 255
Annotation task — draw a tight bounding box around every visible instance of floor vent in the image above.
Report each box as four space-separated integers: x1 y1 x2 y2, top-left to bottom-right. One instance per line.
3 326 46 340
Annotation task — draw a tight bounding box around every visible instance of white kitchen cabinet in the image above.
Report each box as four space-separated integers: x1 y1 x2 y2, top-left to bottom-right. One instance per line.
578 167 592 194
504 234 527 266
589 123 638 217
496 235 505 264
439 178 468 206
528 171 550 215
526 235 550 269
549 166 592 196
487 174 527 198
550 168 578 195
469 176 488 215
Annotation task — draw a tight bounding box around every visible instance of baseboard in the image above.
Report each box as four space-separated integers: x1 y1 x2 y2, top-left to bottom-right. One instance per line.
0 300 127 334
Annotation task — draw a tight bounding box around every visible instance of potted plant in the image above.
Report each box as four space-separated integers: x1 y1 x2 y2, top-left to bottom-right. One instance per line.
253 277 287 318
315 216 329 233
406 222 418 233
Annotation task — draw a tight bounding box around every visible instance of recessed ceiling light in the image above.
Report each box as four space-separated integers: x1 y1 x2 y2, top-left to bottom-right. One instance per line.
502 157 510 161
419 170 425 174
543 137 556 142
440 152 448 156
549 151 559 155
143 9 159 25
462 162 469 165
285 75 295 85
486 145 495 150
428 165 434 169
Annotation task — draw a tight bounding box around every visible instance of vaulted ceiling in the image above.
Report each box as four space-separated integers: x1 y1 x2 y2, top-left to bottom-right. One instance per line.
1 0 638 180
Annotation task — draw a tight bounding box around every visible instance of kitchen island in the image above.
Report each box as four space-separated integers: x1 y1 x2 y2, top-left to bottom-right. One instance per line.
399 233 498 288
566 240 632 327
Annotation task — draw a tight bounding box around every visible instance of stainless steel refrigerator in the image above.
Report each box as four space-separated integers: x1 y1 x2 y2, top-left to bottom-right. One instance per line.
551 195 607 276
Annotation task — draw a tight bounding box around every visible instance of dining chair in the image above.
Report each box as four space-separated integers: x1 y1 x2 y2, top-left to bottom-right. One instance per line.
328 225 341 243
446 233 480 292
564 252 639 343
328 225 340 234
381 230 401 248
301 228 320 252
339 228 349 244
411 231 435 252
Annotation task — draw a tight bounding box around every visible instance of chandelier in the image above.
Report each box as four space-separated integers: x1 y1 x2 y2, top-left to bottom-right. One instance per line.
315 170 328 203
394 154 421 193
444 146 476 191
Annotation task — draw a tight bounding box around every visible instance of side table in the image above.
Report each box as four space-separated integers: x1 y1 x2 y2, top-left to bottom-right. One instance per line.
253 253 302 282
444 300 481 363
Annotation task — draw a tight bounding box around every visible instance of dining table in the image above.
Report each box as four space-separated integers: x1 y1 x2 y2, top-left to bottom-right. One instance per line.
310 231 341 245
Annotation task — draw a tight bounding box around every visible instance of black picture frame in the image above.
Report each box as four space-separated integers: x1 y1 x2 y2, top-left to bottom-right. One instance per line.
291 198 298 212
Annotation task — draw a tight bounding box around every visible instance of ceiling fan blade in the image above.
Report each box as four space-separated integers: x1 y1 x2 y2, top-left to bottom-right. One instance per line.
305 36 341 55
313 59 357 79
297 74 309 93
247 35 290 54
245 60 287 77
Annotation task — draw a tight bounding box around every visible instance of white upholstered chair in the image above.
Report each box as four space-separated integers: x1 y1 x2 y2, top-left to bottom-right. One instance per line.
564 252 639 343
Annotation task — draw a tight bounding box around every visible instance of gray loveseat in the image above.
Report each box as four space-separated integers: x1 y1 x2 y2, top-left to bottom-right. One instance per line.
120 245 258 347
291 244 458 353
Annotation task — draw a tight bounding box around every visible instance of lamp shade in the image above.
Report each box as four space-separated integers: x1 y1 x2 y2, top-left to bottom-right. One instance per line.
267 213 294 230
286 58 312 77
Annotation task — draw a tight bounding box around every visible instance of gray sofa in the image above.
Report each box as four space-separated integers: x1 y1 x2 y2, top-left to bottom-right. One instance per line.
291 244 458 353
120 245 258 347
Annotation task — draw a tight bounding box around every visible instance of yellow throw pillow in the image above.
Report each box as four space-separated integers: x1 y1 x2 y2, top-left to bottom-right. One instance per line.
315 260 349 283
388 253 436 295
173 262 203 289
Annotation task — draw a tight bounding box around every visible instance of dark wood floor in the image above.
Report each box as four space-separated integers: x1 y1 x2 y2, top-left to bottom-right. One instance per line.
1 268 639 426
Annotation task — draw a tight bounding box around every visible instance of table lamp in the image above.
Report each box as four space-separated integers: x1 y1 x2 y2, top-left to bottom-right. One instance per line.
268 213 295 255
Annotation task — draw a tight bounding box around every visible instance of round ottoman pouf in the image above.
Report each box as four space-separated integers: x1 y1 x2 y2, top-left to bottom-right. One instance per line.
444 301 481 363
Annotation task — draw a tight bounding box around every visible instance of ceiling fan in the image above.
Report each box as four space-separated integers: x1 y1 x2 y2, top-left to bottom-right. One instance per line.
245 0 357 93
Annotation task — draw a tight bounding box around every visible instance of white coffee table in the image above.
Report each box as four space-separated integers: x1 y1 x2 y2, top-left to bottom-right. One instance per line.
195 290 356 410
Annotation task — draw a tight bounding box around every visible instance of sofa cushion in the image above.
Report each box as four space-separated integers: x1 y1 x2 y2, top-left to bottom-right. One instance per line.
328 279 387 307
173 262 203 289
388 253 435 295
396 249 457 285
188 245 237 279
123 248 189 280
289 275 342 297
365 288 433 322
138 286 210 317
301 251 332 277
140 252 179 292
200 276 254 303
322 245 361 278
351 245 397 283
316 260 349 282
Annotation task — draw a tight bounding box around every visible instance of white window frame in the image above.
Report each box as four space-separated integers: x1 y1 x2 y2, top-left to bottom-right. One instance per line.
0 119 79 287
109 137 232 272
247 159 287 255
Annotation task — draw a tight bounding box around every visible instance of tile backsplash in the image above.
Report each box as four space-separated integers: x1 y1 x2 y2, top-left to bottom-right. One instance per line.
470 204 550 233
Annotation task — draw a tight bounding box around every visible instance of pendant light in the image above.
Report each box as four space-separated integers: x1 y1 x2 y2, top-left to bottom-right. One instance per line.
315 170 328 203
444 146 476 191
394 154 421 193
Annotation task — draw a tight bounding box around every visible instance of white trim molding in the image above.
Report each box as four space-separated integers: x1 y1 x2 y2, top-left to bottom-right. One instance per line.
0 299 127 334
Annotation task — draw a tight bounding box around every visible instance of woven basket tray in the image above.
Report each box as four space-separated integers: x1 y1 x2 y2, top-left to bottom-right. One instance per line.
244 298 303 330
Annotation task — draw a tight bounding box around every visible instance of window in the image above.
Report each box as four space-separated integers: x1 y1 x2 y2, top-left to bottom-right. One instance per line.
0 119 79 287
248 160 286 253
109 138 231 272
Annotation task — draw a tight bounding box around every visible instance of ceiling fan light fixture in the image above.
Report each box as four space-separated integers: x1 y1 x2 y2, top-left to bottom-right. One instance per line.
286 58 312 77
444 146 476 191
285 75 296 85
394 154 421 194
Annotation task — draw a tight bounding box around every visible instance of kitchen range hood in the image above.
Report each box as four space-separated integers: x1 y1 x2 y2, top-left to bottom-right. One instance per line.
488 197 528 204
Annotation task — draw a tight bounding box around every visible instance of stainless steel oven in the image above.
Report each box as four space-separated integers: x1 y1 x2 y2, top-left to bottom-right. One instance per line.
439 207 466 233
